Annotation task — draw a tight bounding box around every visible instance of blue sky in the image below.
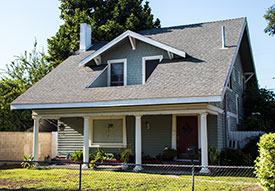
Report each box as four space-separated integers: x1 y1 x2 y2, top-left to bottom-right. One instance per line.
0 0 274 89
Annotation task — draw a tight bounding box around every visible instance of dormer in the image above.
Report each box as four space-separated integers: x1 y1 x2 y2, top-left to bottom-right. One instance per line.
79 27 187 88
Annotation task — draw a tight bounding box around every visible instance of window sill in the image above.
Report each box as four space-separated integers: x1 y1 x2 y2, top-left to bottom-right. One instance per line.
90 144 127 148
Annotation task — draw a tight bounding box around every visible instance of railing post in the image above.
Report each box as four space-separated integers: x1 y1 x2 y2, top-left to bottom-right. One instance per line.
192 165 195 191
79 162 82 191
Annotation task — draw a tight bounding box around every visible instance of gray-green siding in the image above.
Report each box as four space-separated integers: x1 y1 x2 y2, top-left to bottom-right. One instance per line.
58 114 220 157
90 38 169 87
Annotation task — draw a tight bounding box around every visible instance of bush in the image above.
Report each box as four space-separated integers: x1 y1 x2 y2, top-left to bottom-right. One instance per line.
70 150 94 162
242 136 261 163
120 145 132 164
162 148 177 161
208 146 219 165
255 133 275 190
220 148 253 166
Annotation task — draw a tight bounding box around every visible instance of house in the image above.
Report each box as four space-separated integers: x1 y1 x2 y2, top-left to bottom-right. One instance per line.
11 17 257 171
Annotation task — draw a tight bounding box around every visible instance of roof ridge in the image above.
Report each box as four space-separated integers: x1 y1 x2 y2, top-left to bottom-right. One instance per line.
139 17 246 33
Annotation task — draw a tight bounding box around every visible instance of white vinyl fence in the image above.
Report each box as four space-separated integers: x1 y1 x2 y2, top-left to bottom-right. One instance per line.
228 131 265 149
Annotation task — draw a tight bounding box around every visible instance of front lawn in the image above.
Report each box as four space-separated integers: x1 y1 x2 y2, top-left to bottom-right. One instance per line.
0 168 262 190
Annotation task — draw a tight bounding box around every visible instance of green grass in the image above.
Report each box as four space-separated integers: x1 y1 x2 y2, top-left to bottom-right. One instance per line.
0 168 262 190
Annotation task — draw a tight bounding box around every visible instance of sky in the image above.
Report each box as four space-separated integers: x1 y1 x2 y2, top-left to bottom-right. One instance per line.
0 0 274 90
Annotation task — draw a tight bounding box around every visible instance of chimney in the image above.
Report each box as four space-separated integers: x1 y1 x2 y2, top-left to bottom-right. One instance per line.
221 26 226 49
79 23 92 52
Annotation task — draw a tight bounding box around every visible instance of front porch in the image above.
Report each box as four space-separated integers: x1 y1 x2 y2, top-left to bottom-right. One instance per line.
31 104 224 171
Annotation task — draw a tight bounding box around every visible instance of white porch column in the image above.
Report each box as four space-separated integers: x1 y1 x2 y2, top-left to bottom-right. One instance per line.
33 117 40 161
133 115 143 172
200 112 210 173
83 117 90 168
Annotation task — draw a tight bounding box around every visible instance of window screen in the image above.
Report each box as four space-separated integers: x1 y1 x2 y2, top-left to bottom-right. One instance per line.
145 59 159 81
93 119 123 143
110 63 124 86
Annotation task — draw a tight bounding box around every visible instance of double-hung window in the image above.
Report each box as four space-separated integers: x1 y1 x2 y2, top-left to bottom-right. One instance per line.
107 59 127 86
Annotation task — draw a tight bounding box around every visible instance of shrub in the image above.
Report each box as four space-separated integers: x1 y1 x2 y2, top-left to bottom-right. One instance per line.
21 154 35 169
208 146 219 165
70 150 94 162
255 133 275 191
90 148 114 168
242 136 261 163
162 148 177 161
220 148 253 166
120 145 132 164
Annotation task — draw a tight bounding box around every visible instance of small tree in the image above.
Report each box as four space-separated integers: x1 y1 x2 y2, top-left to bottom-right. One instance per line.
264 4 275 36
255 133 275 191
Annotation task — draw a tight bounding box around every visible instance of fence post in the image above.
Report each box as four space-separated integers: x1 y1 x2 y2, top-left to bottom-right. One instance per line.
79 163 82 191
192 165 195 191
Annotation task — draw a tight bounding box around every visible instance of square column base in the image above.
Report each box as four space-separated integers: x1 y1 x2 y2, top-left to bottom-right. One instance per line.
133 165 143 172
199 167 210 174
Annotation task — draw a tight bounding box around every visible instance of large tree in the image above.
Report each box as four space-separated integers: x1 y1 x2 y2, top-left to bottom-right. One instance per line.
47 0 161 67
0 41 53 131
243 84 275 132
264 4 275 36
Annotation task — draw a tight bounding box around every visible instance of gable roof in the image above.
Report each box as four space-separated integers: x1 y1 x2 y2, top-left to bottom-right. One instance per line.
11 17 252 110
79 30 186 67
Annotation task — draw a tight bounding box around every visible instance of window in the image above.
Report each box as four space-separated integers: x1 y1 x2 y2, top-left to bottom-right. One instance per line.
232 68 236 81
107 59 127 86
142 55 163 84
90 116 126 148
227 75 233 90
236 94 239 124
237 71 241 85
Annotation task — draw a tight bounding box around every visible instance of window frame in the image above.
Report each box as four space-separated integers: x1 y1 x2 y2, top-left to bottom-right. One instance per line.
142 55 163 84
236 94 239 124
107 58 127 87
89 116 127 148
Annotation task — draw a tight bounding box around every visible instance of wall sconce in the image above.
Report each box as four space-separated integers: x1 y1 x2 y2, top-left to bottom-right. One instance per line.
108 124 114 129
145 122 151 130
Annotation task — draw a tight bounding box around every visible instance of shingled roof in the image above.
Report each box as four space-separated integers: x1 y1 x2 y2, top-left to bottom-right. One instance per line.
11 17 248 109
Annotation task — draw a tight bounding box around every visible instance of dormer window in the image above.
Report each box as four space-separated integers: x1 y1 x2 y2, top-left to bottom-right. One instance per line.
107 59 127 86
142 55 163 84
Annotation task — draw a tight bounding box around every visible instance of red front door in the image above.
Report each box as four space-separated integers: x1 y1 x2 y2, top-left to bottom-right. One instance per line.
176 116 198 159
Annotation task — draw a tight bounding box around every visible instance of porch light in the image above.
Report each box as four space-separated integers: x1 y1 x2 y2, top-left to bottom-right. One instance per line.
145 122 151 130
108 124 114 129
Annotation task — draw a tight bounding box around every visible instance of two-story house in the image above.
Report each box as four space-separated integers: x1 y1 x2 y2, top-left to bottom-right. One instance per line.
11 17 257 171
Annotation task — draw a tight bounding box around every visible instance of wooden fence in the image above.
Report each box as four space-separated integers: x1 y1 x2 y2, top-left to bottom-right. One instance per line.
228 131 265 149
0 132 57 162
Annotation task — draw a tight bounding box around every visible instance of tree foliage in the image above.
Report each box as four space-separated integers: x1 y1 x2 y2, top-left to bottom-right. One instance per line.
264 4 275 36
0 41 53 131
47 0 161 67
255 133 275 191
243 84 275 132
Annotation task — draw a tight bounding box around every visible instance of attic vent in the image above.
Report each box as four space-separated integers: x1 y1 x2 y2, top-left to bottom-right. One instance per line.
221 26 226 49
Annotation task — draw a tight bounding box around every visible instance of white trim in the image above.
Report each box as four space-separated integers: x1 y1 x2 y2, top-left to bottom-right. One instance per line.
128 36 136 50
236 94 239 124
206 105 224 114
79 30 186 67
167 51 174 60
221 21 246 100
11 96 222 110
244 72 254 84
86 65 108 88
142 55 163 84
227 111 237 118
107 58 127 86
89 116 127 148
94 56 101 65
171 115 177 150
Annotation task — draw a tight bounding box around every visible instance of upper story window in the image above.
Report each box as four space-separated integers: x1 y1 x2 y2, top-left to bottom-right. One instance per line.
142 55 163 84
107 59 127 86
